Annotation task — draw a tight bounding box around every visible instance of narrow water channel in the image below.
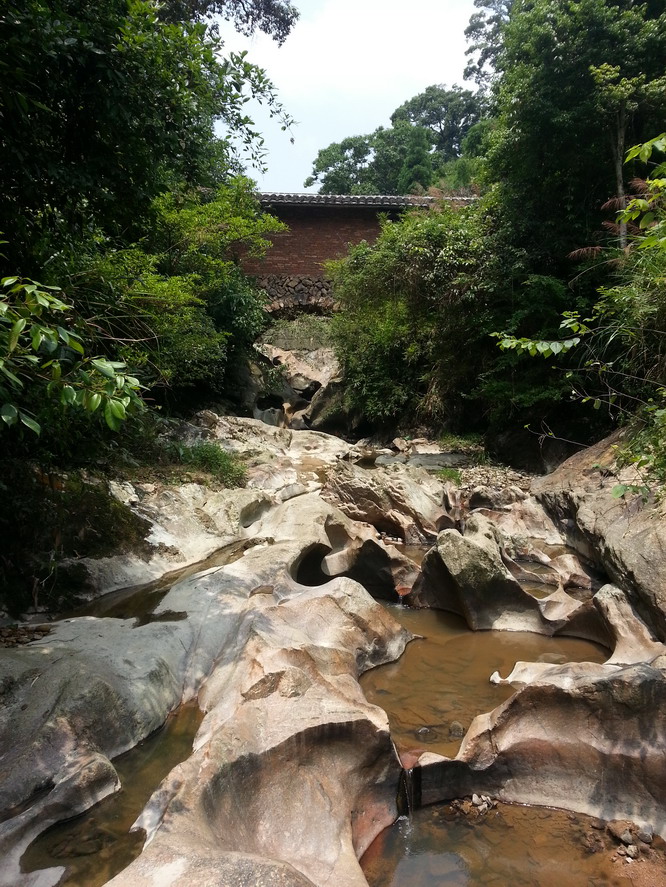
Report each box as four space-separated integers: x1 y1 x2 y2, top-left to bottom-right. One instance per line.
21 703 203 886
360 604 608 759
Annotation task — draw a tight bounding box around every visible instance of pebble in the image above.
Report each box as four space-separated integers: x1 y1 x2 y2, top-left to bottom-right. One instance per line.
626 844 640 860
0 625 51 648
637 827 653 844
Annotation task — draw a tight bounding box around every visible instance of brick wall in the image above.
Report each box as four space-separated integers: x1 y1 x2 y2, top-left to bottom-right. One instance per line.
243 206 385 277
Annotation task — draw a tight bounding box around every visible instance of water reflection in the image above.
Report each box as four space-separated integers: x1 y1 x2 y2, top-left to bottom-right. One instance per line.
361 802 652 887
360 605 608 758
21 703 203 887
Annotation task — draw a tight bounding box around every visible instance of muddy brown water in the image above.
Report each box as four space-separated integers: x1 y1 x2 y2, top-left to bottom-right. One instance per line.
361 801 665 887
359 606 666 887
21 703 203 886
360 605 608 759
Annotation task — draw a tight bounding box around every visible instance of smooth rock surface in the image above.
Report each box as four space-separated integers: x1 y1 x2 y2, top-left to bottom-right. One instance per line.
324 461 450 544
533 432 666 639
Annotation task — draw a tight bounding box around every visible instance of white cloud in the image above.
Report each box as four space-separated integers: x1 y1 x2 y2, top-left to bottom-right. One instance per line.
220 0 477 191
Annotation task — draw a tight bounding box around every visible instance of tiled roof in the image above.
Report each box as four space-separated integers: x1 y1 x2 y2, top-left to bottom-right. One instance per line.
257 192 441 207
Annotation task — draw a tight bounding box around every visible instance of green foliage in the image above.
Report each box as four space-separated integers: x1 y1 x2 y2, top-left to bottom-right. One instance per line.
495 134 666 489
169 441 247 486
464 0 513 86
396 127 434 194
0 0 291 267
0 466 152 615
158 0 298 44
0 276 143 435
391 85 484 161
262 315 333 350
438 431 484 452
64 179 281 397
435 467 462 485
329 204 491 425
305 85 485 195
487 0 666 265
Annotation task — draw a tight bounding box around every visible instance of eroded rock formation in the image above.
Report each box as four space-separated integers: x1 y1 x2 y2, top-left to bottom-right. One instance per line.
0 495 412 887
5 420 666 886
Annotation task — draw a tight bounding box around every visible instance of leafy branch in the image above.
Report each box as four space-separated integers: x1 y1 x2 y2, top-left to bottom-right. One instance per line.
0 276 144 434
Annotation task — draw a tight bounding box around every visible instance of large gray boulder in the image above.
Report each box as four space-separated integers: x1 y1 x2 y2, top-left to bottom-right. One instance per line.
532 431 666 639
408 514 580 634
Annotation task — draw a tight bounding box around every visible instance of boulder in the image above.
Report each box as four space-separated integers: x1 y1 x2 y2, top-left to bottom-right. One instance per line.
468 484 528 510
533 432 666 639
257 344 339 396
416 662 666 836
324 461 451 544
71 483 273 597
407 514 581 634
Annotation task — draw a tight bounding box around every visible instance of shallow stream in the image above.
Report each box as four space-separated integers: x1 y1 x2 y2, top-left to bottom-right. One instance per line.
19 552 640 887
360 604 607 759
361 802 650 887
21 704 203 886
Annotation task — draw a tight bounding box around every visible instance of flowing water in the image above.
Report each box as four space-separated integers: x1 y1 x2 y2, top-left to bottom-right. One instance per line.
21 703 203 886
360 604 608 759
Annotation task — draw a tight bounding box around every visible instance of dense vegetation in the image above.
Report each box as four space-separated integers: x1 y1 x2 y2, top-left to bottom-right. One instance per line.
304 85 485 195
0 0 299 441
325 0 666 474
0 0 297 612
2 0 666 611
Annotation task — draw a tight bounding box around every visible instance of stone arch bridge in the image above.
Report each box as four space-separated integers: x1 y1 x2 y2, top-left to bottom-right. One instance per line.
242 193 475 315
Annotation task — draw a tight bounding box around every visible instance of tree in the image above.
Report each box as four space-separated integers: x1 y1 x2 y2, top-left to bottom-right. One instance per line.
397 127 434 193
159 0 299 43
464 0 513 87
304 135 377 194
0 276 143 436
391 85 484 161
0 0 291 270
328 204 492 425
591 63 666 247
488 0 666 265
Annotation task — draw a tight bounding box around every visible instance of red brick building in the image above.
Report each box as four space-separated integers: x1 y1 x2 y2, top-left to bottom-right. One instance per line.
243 193 443 313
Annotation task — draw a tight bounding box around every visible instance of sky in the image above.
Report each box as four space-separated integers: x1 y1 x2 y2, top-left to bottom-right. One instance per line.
219 0 478 192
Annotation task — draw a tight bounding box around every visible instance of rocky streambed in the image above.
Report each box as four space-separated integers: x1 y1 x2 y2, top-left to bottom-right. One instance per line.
2 414 666 886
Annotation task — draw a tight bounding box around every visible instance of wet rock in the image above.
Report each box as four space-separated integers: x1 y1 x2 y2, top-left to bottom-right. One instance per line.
582 830 604 853
449 721 465 738
638 826 654 844
407 514 580 634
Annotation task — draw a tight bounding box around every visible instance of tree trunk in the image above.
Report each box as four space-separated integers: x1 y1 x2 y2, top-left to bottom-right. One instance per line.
610 104 627 250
